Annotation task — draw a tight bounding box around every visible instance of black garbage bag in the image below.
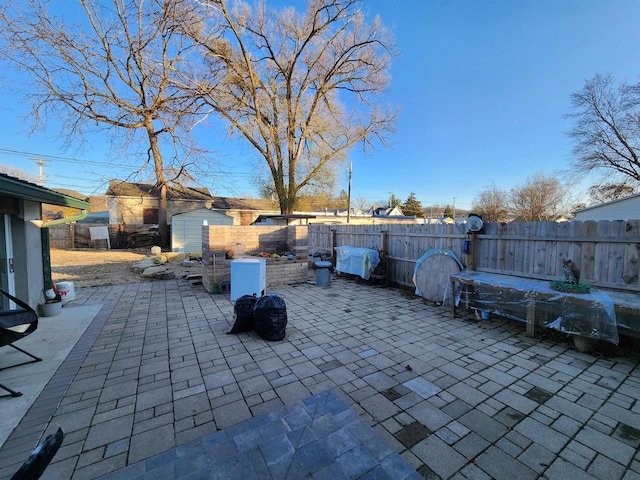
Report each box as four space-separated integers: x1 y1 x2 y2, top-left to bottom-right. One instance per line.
253 294 287 341
228 295 257 334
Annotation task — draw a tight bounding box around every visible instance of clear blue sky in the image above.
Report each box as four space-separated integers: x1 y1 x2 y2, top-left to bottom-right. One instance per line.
1 0 639 211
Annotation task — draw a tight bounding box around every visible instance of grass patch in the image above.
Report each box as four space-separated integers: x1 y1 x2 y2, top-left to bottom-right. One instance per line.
550 281 591 294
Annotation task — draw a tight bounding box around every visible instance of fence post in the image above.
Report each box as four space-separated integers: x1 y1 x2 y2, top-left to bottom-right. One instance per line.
331 229 337 266
468 231 476 270
381 230 389 287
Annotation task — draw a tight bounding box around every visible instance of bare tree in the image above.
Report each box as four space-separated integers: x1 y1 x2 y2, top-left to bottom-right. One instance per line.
353 196 372 212
183 0 396 213
509 172 573 221
588 183 637 204
472 183 509 222
0 164 39 184
567 74 640 187
0 0 206 247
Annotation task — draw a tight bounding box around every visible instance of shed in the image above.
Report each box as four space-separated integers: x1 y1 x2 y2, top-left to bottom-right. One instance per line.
171 208 233 254
573 193 640 221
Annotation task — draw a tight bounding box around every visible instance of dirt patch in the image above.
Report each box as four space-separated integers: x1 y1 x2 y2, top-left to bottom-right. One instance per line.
50 248 202 288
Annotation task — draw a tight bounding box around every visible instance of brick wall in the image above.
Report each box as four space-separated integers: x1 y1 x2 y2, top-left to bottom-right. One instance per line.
266 258 309 287
202 225 310 293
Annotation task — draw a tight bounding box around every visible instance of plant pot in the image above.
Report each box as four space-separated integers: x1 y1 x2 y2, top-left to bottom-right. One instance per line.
39 301 62 317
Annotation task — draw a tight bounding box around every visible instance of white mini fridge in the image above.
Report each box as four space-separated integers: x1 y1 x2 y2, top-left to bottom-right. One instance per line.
231 258 266 301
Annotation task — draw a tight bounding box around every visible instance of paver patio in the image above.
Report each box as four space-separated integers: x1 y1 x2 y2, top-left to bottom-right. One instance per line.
1 276 639 479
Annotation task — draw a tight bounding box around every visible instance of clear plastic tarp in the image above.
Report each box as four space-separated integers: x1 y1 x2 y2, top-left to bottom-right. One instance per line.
450 271 618 344
334 246 380 280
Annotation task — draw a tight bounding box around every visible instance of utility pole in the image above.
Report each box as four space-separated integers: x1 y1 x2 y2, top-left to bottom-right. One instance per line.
453 196 457 221
346 162 352 224
31 158 49 186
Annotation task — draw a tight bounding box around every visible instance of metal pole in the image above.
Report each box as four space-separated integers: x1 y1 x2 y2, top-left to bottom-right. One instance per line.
346 162 352 224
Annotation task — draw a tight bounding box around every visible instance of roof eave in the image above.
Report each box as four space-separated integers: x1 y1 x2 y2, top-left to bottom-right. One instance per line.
1 175 90 209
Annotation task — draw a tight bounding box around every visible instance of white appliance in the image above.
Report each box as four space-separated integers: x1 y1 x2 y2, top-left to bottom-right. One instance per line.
231 258 266 301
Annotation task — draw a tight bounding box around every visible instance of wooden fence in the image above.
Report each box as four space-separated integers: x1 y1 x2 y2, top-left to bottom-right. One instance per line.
309 220 640 293
48 223 148 249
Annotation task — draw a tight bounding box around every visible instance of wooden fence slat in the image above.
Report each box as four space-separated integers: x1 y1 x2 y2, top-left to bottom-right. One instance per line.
622 221 640 287
608 221 625 284
581 221 597 281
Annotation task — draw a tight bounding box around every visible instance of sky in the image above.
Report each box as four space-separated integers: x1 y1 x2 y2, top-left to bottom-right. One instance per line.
1 0 639 212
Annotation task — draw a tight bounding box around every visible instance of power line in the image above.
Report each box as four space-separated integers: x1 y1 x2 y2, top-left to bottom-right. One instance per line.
1 148 123 168
1 148 260 177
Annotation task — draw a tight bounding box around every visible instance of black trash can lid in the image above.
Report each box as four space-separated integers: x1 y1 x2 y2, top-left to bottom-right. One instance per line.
315 261 332 268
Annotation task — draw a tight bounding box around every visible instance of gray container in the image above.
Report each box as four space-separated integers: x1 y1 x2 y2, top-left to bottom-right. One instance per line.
315 261 332 287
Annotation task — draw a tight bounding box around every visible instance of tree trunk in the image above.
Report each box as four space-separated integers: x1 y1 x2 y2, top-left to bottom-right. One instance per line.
145 118 169 248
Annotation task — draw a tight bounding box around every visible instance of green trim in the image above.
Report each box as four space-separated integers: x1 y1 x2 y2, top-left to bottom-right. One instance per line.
0 175 90 209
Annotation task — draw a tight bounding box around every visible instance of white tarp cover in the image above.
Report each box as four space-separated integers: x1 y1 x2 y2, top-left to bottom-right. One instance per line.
334 247 380 280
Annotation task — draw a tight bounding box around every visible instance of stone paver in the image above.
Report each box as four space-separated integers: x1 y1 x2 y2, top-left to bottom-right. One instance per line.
1 276 639 480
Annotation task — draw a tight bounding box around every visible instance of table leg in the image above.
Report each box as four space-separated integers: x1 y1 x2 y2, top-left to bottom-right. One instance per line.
526 297 536 337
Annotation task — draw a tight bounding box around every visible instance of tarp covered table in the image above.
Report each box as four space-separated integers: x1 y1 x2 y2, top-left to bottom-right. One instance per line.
450 271 618 344
334 246 380 280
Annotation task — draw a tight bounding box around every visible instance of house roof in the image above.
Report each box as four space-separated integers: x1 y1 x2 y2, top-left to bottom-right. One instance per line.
210 196 277 211
106 180 212 200
253 214 316 224
0 173 90 209
374 206 404 216
51 188 89 201
572 193 640 214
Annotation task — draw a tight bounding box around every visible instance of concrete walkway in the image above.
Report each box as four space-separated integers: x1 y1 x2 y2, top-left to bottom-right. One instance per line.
1 276 639 479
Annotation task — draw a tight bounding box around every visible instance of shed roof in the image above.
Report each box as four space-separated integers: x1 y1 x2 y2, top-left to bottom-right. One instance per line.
171 207 233 220
572 193 640 214
106 180 212 200
210 196 277 211
0 173 90 209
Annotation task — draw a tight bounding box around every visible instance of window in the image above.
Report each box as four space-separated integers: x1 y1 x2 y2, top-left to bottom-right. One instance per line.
143 208 158 224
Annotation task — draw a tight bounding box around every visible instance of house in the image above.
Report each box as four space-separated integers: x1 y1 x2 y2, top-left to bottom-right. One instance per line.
0 173 90 308
209 196 278 225
105 180 213 225
573 193 640 222
373 206 404 217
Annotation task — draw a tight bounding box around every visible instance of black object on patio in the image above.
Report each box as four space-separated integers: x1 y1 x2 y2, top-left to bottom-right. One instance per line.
10 427 64 480
253 294 287 341
0 289 42 398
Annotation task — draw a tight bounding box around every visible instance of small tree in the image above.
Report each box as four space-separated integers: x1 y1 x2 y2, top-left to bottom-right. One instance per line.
509 172 573 221
389 193 402 208
442 205 454 219
401 192 424 217
336 190 349 209
472 183 509 222
353 196 372 212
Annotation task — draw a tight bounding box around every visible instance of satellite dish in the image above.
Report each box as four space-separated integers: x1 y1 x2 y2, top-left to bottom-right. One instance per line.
467 215 484 232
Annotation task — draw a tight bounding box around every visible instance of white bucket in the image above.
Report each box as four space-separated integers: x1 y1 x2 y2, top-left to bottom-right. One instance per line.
56 281 76 304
